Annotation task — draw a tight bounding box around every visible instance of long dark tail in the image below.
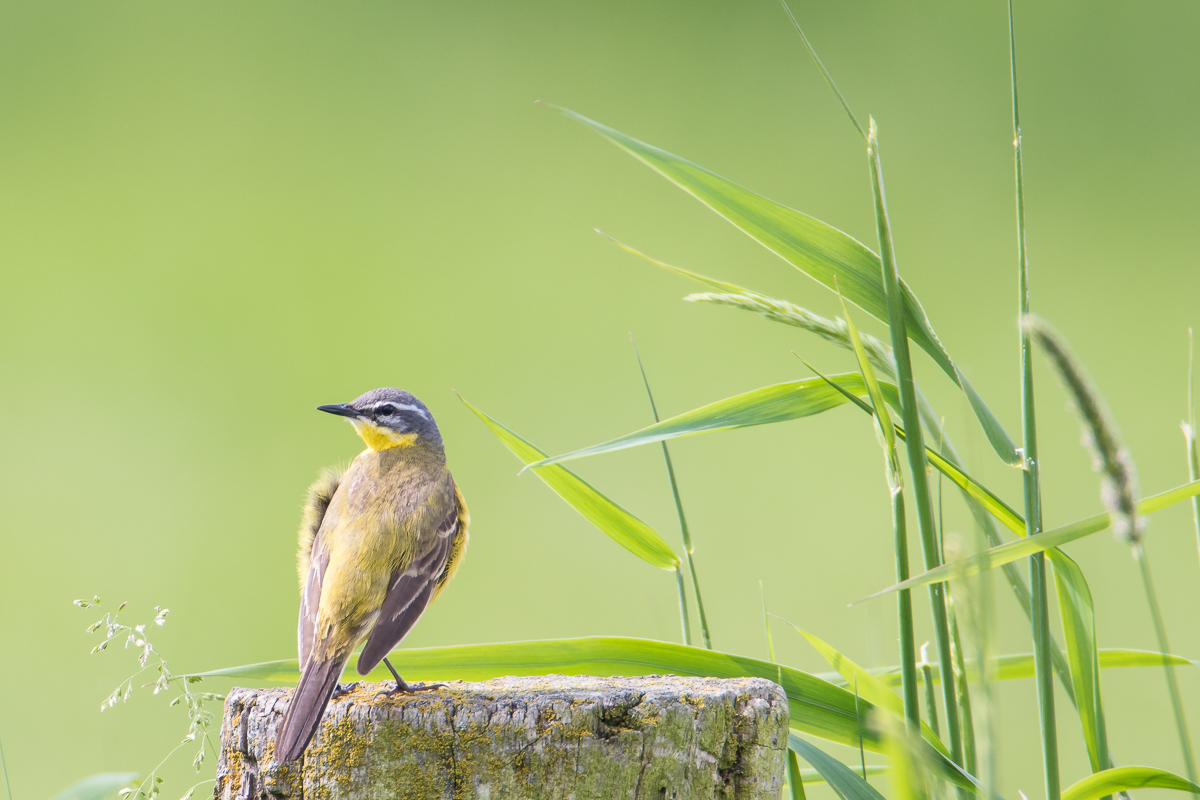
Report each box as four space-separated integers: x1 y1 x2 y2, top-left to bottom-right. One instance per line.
276 655 345 763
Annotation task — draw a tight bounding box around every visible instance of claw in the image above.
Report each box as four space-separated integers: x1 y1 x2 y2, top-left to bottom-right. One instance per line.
331 681 360 699
375 681 445 699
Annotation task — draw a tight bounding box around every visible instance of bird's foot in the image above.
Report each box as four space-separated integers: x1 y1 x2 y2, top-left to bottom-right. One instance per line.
375 680 445 699
331 682 360 699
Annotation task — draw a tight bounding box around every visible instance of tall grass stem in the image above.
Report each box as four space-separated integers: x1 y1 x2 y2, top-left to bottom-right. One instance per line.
631 335 712 648
867 117 963 771
1008 1 1059 795
1136 549 1199 789
778 0 866 140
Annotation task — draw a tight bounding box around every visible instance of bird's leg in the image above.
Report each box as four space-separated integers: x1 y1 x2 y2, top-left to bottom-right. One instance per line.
376 657 444 697
331 682 360 699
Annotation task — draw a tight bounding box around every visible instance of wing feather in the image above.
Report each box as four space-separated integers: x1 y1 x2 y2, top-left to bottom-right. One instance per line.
355 495 460 675
297 469 341 669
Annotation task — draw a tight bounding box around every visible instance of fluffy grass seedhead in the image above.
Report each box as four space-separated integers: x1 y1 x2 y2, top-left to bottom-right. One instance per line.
1022 314 1142 544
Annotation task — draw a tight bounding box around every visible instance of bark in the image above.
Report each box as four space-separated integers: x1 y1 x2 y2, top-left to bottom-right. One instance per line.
214 674 788 800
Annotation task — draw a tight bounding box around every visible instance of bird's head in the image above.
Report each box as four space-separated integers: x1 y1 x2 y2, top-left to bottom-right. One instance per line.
318 388 442 452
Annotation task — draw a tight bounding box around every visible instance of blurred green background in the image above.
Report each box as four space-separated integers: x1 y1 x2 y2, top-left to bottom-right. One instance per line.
1 0 1198 795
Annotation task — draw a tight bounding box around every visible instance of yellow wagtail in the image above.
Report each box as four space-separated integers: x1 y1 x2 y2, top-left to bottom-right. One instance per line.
276 388 469 763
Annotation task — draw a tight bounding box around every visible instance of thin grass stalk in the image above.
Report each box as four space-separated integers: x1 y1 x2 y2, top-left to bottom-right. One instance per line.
779 0 866 140
631 335 712 648
1007 3 1059 797
894 483 922 729
673 566 691 647
833 291 921 731
867 117 963 772
760 580 776 662
920 644 940 738
939 426 979 778
1136 550 1199 789
854 675 869 780
1185 329 1200 573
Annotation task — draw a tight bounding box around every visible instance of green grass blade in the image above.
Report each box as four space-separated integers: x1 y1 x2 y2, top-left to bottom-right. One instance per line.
631 335 711 648
824 648 1198 688
787 622 947 756
458 395 679 570
555 107 1018 464
1062 768 1200 800
790 735 887 800
1047 549 1110 774
525 373 870 468
859 478 1200 598
48 775 140 800
1184 328 1200 577
801 766 890 785
788 748 810 800
193 637 877 752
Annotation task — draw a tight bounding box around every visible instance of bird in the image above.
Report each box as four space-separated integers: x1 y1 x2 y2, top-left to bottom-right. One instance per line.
275 387 469 763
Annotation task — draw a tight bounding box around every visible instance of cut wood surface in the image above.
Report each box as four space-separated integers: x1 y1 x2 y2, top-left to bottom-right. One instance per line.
214 674 788 800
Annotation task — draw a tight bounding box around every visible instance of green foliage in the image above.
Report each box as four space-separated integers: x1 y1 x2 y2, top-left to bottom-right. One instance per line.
457 394 680 570
1061 768 1200 800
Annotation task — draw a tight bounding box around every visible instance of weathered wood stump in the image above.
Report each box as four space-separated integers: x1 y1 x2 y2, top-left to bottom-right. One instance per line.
214 674 788 800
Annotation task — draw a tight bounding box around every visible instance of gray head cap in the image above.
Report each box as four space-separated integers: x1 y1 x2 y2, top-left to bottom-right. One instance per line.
319 387 442 445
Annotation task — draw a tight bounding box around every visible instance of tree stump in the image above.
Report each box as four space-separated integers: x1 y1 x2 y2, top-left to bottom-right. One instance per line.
214 674 788 800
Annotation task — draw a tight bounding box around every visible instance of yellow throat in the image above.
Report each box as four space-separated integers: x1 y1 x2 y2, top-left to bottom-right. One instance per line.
350 419 418 451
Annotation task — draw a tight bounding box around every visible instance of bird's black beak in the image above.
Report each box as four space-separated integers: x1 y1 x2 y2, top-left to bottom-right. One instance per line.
317 403 360 419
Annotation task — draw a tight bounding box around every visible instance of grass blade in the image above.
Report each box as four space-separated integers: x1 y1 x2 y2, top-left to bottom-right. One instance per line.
1062 768 1200 800
786 621 947 756
788 748 810 800
458 395 679 570
524 373 874 468
837 287 920 728
868 116 963 771
790 735 888 800
859 478 1200 597
1006 2 1059 795
823 648 1198 688
553 106 1018 464
631 335 711 648
1047 549 1110 774
801 767 890 785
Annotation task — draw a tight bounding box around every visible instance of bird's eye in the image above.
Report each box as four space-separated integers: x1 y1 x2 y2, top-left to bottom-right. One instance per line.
376 404 397 416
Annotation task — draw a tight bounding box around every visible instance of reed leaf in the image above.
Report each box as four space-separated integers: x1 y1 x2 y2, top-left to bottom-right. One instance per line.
458 395 679 570
1062 768 1200 800
859 478 1200 598
787 622 946 756
836 290 919 727
788 748 809 800
820 648 1197 688
800 767 890 785
554 106 1018 465
790 735 888 800
1047 549 1110 774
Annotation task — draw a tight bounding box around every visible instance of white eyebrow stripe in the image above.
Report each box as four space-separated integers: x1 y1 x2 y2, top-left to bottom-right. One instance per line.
372 401 429 419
